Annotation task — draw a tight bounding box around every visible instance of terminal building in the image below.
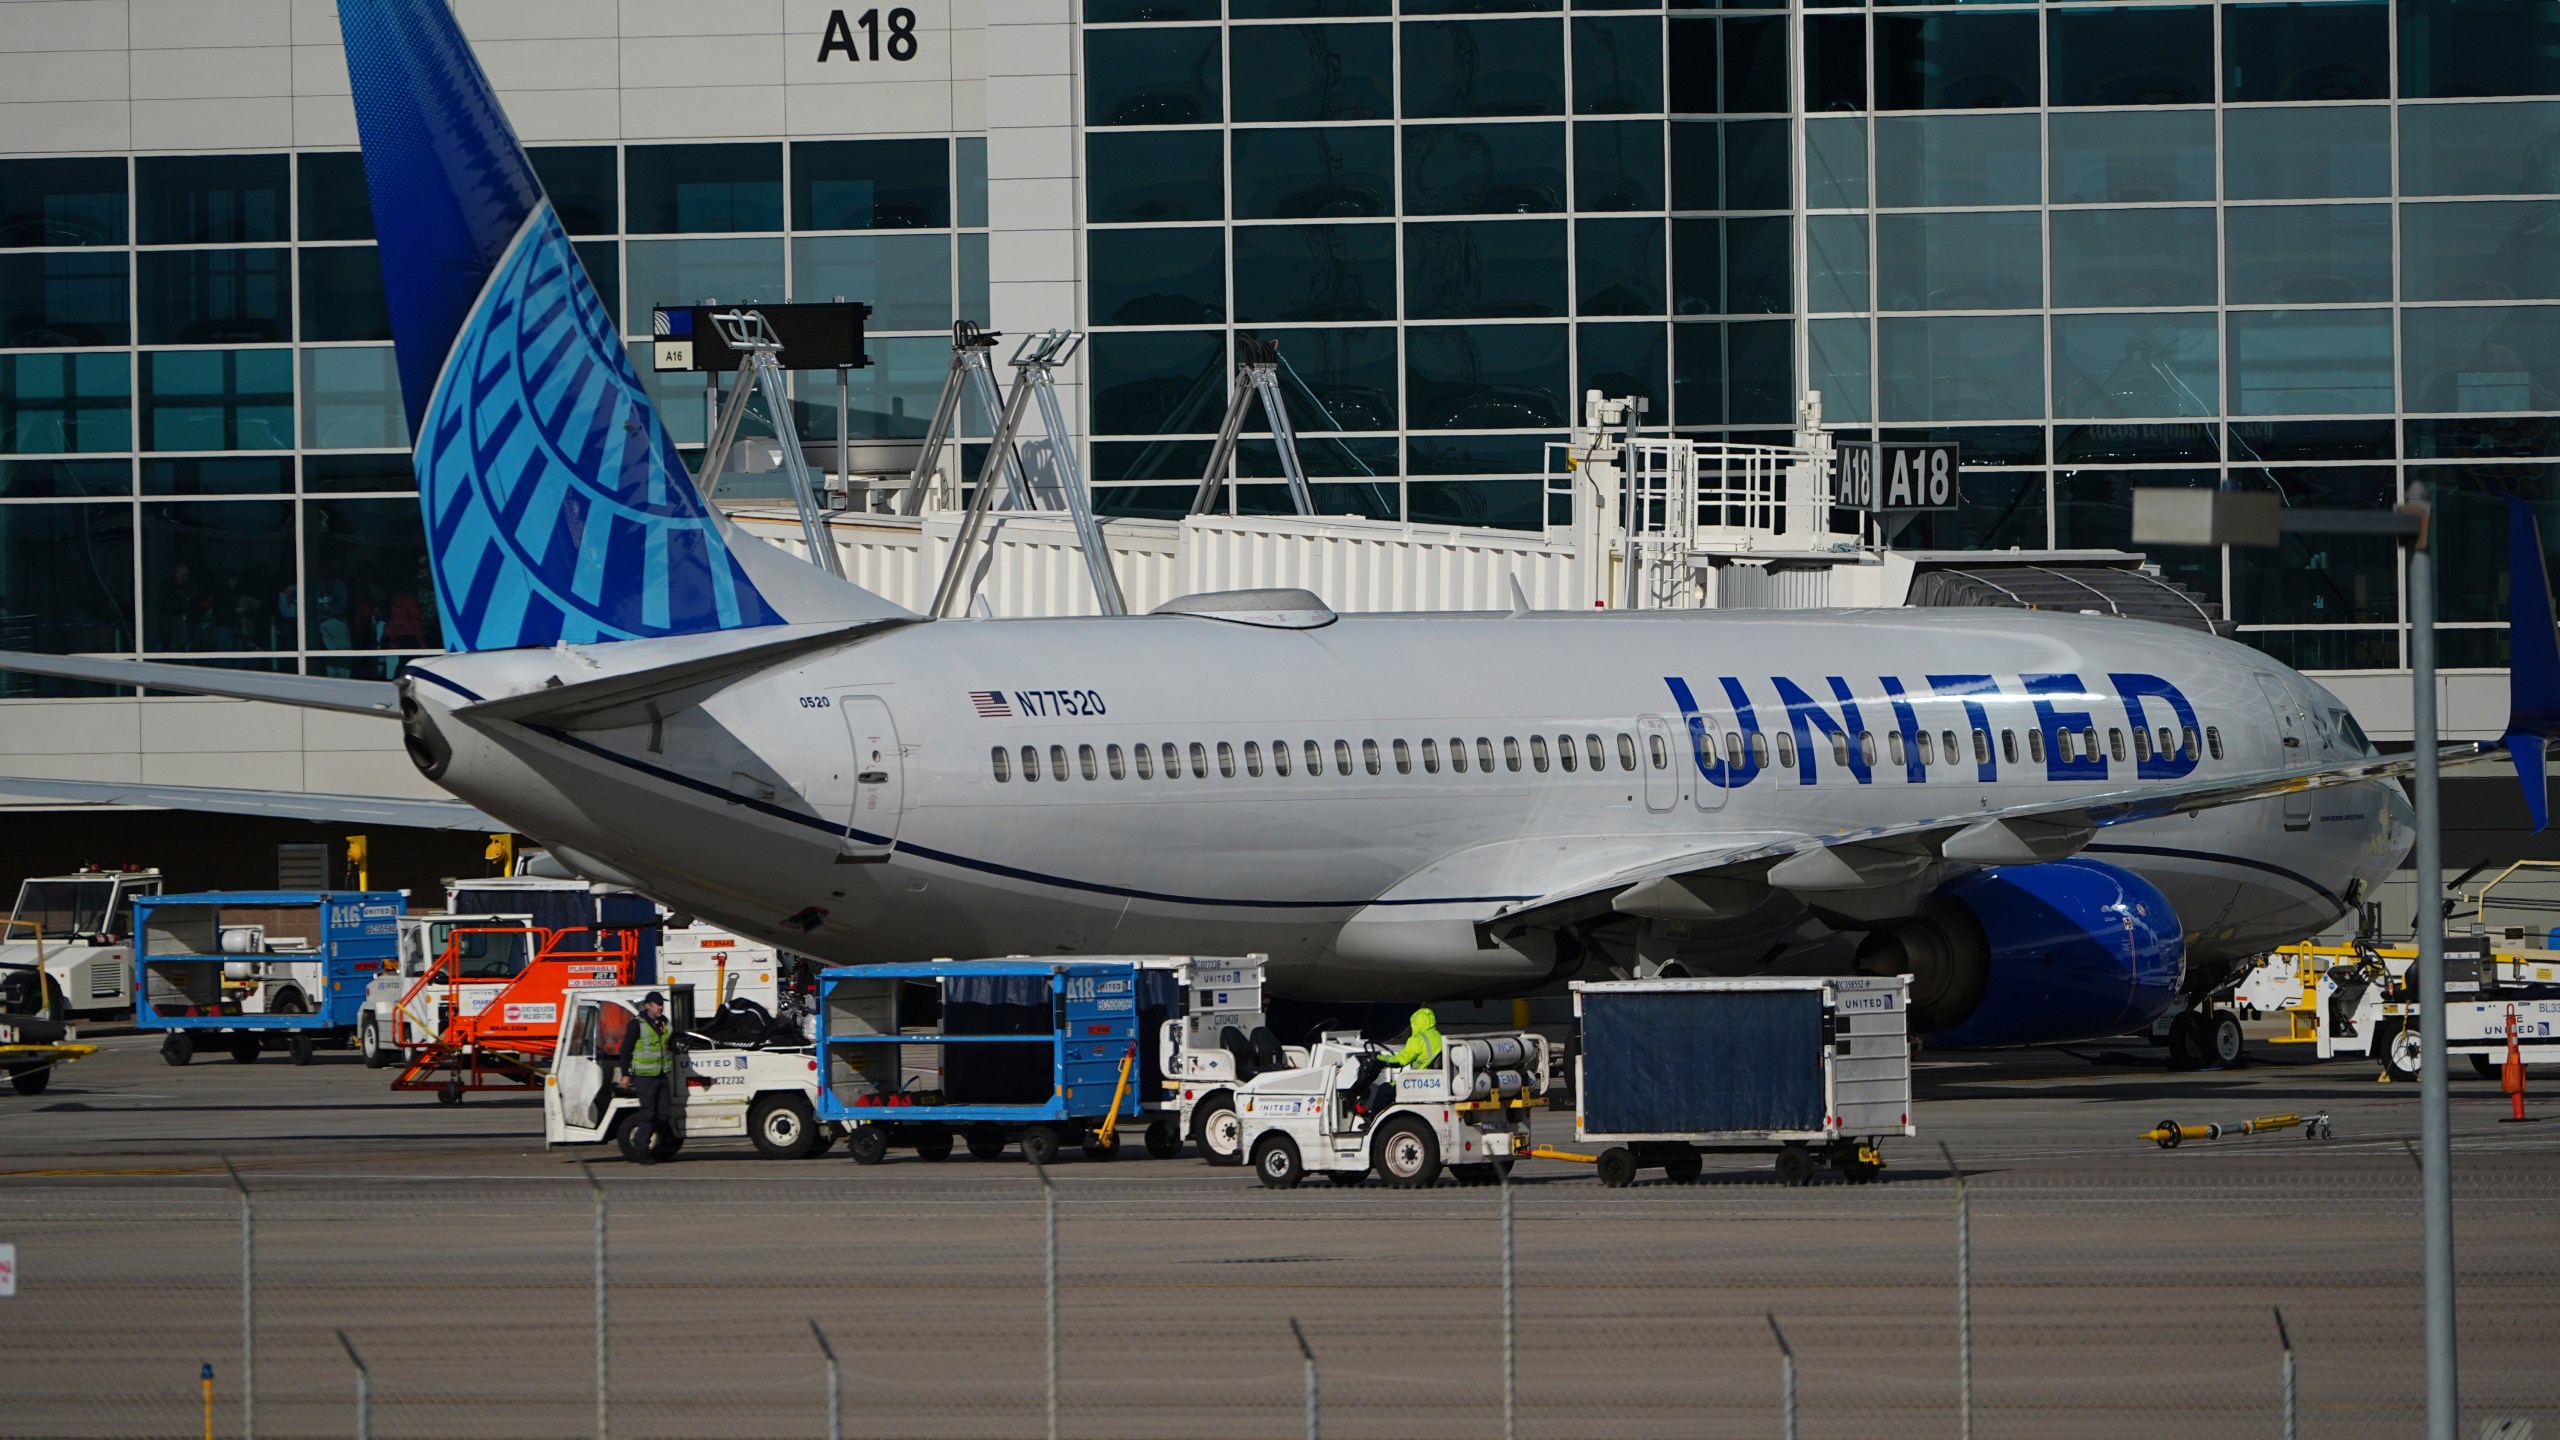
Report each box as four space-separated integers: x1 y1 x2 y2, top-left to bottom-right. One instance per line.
0 0 2554 885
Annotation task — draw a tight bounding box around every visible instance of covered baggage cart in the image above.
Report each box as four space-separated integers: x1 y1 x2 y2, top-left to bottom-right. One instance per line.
133 892 402 1066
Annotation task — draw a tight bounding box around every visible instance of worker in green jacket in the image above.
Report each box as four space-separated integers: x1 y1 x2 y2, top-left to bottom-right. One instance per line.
619 990 677 1164
1350 1007 1442 1126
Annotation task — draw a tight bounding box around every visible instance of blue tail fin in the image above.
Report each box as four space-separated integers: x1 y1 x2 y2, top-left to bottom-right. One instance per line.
2503 494 2560 831
340 0 788 651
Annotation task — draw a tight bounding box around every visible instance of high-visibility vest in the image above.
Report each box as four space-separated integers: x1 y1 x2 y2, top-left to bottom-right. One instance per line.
631 1018 671 1077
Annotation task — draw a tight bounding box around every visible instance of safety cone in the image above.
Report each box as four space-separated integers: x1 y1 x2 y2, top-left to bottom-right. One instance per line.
2500 1004 2534 1124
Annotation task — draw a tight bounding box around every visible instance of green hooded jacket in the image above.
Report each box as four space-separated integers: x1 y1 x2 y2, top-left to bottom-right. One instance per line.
1381 1007 1443 1067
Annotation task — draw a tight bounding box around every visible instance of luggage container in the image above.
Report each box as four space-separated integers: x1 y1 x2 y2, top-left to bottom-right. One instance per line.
1566 976 1913 1186
815 959 1177 1164
133 892 403 1066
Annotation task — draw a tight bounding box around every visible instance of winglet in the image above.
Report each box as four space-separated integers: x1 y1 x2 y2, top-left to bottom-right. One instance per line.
2501 494 2560 831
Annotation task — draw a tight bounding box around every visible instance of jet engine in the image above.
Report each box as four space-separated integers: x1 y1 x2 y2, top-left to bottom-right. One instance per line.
1855 858 2185 1048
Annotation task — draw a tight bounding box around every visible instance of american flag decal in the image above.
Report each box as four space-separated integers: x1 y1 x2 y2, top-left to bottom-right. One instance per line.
969 690 1012 717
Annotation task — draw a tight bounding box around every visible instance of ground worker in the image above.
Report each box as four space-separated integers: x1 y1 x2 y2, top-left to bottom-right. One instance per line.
1349 1006 1443 1125
620 990 677 1164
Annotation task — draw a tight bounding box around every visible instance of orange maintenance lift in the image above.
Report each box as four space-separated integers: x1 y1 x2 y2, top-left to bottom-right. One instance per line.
391 923 642 1104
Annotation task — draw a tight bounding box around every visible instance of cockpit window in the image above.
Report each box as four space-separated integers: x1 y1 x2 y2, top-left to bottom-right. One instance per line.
2331 708 2374 756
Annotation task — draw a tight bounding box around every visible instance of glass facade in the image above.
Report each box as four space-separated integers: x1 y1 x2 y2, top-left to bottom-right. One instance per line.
0 138 988 689
1081 0 2560 669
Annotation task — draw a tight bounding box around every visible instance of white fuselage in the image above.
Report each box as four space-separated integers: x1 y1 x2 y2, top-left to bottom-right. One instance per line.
400 607 2413 1002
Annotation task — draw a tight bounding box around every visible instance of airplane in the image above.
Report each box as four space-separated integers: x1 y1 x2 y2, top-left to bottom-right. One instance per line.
1 0 2552 1054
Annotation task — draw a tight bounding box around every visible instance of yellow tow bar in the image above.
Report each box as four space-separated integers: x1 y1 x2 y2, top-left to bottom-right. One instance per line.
1093 1043 1138 1146
1521 1144 1600 1164
2143 1111 2332 1148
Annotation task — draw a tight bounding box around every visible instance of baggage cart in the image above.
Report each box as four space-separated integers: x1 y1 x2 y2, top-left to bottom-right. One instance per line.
133 892 402 1066
1566 976 1914 1187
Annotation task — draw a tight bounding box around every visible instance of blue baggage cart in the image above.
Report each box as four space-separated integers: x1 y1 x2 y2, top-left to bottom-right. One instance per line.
816 960 1163 1165
135 892 403 1066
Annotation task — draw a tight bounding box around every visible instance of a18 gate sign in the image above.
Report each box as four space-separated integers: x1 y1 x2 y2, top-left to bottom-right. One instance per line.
1832 443 1962 512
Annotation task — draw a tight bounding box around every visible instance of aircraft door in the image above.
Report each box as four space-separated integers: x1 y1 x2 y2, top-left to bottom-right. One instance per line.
839 695 905 859
2254 674 2312 831
1638 715 1679 812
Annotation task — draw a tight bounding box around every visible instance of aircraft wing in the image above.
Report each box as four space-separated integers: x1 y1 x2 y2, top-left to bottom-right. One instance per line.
1486 741 2495 934
0 650 398 715
0 774 501 831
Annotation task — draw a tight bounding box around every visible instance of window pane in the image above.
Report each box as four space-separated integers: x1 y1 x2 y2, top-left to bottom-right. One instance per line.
1673 321 1723 425
1579 321 1668 417
304 453 414 493
1724 119 1790 210
2403 201 2560 302
0 458 129 498
2400 0 2560 99
1876 14 2039 111
573 241 621 333
1809 315 1870 423
2053 471 2219 600
1405 20 1566 118
529 146 618 235
301 347 410 450
1408 478 1540 529
135 154 286 244
1090 228 1225 326
0 251 129 346
1806 117 1866 208
2049 208 2216 308
625 144 782 233
1725 215 1790 314
793 233 952 330
793 139 949 230
1089 0 1215 20
1235 23 1392 122
956 137 987 228
1807 214 1867 313
1577 217 1664 316
1398 220 1563 322
137 249 289 345
1086 28 1222 125
2049 110 2214 204
1670 121 1718 210
1722 16 1788 114
2052 313 2219 418
1091 330 1226 434
959 231 988 322
1409 433 1551 475
0 352 129 454
1875 115 2040 208
1404 123 1566 215
2404 305 2560 413
798 334 951 441
2047 6 2213 107
2225 107 2393 200
2225 204 2392 304
1673 219 1720 314
304 498 440 654
625 237 785 313
1575 121 1664 212
142 500 292 652
2225 2 2388 102
1876 212 2042 311
0 156 125 248
297 247 390 342
2228 467 2398 624
297 152 374 242
1879 316 2044 421
1093 132 1225 223
140 349 293 452
1806 14 1868 113
1895 470 2049 552
1574 17 1662 115
145 457 279 496
2401 102 2560 196
2227 308 2394 415
0 504 133 659
1245 326 1399 430
1730 318 1792 423
1236 0 1388 14
1234 223 1395 322
1407 323 1569 429
1234 129 1392 219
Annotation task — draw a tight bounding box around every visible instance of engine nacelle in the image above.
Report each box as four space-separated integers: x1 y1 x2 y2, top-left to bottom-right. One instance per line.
1856 859 2185 1048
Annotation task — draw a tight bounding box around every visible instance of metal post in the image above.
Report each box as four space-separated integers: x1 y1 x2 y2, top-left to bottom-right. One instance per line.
811 1321 841 1440
1940 1142 1969 1440
1248 363 1317 516
836 365 851 512
1037 1159 1059 1440
1289 1318 1320 1440
2408 477 2457 1440
1499 1160 1516 1440
221 1158 252 1440
1768 1314 1796 1440
583 1161 607 1440
2273 1308 2295 1440
336 1331 370 1440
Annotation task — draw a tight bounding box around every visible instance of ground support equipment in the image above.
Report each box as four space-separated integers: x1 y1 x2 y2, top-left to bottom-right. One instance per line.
544 983 829 1162
1230 1029 1549 1189
390 925 641 1103
133 892 401 1067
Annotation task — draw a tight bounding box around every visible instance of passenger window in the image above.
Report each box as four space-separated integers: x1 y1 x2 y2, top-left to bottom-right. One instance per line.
2082 726 2100 761
1776 732 1796 767
1888 731 1906 767
2027 730 2044 763
1244 741 1263 778
2056 730 2074 762
1136 743 1155 779
1973 728 1991 765
1504 736 1523 772
1422 738 1441 773
1393 739 1412 775
2000 730 2017 764
1079 744 1099 781
1022 744 1042 781
1364 739 1383 775
1337 739 1355 775
991 746 1011 782
1648 732 1669 769
1917 730 1935 766
1448 738 1467 773
1107 744 1126 780
2182 726 2200 761
2205 726 2222 760
1749 732 1770 766
1860 731 1878 766
1529 734 1550 772
1307 740 1325 775
1189 741 1209 778
2108 728 2126 763
2157 726 2174 758
1477 737 1496 771
1616 733 1637 770
1272 742 1291 777
1051 744 1069 779
2133 727 2152 762
1162 742 1181 777
1585 734 1606 770
1940 729 1957 763
1830 733 1850 767
1218 742 1238 778
1725 733 1745 768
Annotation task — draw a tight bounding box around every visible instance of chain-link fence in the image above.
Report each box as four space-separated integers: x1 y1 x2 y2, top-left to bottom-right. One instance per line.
2 1153 2552 1438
